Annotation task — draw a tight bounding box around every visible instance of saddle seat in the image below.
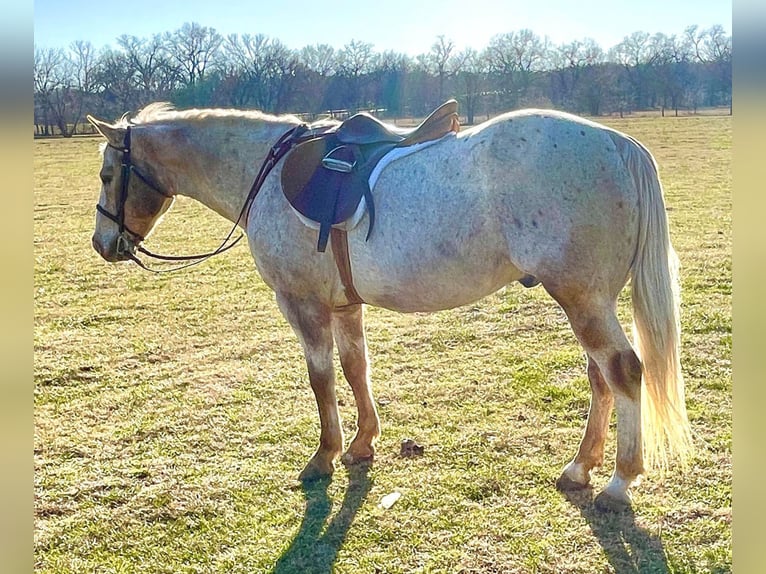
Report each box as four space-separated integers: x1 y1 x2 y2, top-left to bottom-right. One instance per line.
281 99 460 253
335 99 459 147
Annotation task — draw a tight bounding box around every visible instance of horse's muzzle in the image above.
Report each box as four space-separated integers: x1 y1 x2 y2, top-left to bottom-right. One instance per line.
92 234 133 262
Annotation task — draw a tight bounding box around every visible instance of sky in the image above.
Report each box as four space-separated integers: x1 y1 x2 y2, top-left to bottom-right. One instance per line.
34 0 731 56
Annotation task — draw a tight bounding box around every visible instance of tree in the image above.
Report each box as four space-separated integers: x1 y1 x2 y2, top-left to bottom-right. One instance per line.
49 41 99 134
682 24 731 111
337 39 375 111
93 47 137 116
610 31 653 112
166 23 222 88
700 25 732 111
294 44 338 113
372 50 410 117
646 33 693 116
117 34 180 105
34 21 733 131
220 33 299 112
34 46 63 135
428 35 458 103
486 29 548 108
300 43 337 77
455 48 487 124
549 38 604 112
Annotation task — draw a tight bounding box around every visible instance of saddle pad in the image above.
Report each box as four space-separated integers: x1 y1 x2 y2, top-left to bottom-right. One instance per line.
368 131 455 190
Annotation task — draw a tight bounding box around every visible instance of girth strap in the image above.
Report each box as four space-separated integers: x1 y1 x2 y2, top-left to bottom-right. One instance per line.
330 228 364 306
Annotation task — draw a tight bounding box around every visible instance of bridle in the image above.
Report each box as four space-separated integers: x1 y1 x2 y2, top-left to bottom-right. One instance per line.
96 122 313 272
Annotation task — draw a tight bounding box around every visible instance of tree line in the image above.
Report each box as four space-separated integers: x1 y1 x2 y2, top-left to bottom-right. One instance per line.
34 22 731 136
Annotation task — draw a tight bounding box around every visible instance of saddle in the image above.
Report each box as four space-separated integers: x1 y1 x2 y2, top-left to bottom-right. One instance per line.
281 99 460 253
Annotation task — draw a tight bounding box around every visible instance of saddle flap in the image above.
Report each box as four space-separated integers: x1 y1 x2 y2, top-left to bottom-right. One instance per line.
281 137 370 251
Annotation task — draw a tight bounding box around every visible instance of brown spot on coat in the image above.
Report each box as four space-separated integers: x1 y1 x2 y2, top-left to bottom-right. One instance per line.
608 349 642 400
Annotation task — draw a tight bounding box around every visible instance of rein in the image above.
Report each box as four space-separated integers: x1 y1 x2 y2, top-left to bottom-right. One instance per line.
97 122 313 273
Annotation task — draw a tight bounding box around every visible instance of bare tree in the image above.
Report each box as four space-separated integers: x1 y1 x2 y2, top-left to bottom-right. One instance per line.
549 38 604 111
610 31 653 112
646 33 694 116
428 35 457 102
486 29 548 108
455 48 487 124
34 46 63 135
370 50 410 116
117 34 179 104
222 34 298 112
166 22 223 87
66 41 100 132
93 47 138 115
701 25 732 112
337 39 375 110
683 24 731 111
300 43 337 76
34 20 732 130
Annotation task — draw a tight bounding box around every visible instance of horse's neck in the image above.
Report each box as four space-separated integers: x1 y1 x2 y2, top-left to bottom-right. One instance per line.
145 117 298 224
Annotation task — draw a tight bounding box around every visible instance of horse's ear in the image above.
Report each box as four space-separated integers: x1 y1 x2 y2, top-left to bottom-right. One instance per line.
87 115 125 148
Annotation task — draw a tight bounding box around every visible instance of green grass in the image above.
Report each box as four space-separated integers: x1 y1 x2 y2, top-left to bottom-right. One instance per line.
34 115 731 573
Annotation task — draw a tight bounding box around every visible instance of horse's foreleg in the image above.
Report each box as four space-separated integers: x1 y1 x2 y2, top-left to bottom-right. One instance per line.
276 294 342 481
332 305 380 466
556 355 614 490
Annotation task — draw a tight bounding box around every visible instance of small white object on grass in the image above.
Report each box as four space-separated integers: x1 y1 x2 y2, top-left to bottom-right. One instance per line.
379 491 402 509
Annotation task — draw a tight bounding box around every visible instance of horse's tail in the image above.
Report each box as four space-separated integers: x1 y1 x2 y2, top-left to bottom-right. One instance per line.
615 133 694 469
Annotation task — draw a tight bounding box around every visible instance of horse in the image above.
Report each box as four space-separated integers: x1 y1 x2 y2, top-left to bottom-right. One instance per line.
87 103 693 511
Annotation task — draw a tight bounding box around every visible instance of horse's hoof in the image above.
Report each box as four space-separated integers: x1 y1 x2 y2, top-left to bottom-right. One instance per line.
298 458 335 482
594 490 632 512
341 449 374 467
555 462 591 491
556 473 590 492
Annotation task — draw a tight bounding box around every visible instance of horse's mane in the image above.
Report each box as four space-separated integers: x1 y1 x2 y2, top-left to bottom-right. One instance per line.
123 102 303 126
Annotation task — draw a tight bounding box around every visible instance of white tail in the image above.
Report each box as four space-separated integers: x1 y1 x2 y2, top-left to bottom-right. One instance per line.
616 134 694 469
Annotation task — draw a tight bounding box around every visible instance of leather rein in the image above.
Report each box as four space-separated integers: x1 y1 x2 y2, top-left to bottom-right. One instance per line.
96 123 313 273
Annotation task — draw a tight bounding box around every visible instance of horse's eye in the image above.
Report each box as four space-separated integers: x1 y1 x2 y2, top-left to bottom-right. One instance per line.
100 175 112 185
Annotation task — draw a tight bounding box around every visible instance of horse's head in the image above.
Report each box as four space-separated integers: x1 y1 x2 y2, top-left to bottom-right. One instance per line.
87 115 175 262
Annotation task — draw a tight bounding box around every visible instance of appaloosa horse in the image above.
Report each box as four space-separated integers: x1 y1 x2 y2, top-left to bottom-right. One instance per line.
88 103 693 510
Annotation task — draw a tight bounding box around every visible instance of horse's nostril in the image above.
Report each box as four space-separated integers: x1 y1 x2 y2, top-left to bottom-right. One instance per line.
92 235 113 260
91 235 103 256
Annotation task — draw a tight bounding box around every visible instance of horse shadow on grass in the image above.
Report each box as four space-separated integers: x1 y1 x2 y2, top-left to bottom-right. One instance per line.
562 488 670 573
271 465 372 574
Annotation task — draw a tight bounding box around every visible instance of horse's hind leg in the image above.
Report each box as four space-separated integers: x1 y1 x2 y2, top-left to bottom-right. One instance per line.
556 355 614 490
276 293 343 481
332 305 381 465
555 299 645 510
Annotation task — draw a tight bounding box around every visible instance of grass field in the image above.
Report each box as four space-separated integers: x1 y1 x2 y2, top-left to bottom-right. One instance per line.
34 114 731 573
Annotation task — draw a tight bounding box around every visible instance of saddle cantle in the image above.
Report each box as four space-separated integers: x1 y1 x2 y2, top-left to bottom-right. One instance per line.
281 99 460 253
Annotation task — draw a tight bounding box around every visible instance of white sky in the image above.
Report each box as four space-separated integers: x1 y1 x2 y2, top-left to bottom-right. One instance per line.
34 0 731 55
